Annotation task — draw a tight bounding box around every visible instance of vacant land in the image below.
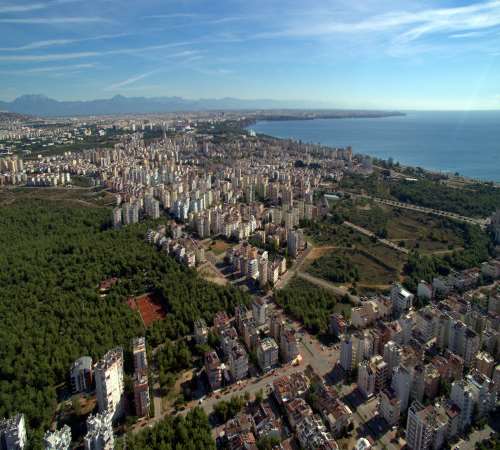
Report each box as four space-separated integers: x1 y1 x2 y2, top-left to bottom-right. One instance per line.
306 248 399 287
0 186 115 208
198 263 228 286
334 199 466 254
207 239 235 255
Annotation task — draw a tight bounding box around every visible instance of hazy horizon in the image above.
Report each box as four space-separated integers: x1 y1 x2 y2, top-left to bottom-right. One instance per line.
2 0 500 110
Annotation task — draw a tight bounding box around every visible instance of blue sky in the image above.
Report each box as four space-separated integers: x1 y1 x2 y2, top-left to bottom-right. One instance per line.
1 0 500 109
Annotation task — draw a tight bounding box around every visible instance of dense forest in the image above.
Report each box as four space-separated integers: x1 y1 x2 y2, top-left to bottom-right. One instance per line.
391 180 500 218
0 200 249 443
307 253 360 283
340 174 500 218
274 277 343 334
122 407 215 450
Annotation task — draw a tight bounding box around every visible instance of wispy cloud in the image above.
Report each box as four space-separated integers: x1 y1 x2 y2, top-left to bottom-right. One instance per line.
0 16 111 24
0 0 79 14
104 50 205 91
0 33 129 52
0 43 196 62
106 70 160 90
143 13 200 20
0 51 99 62
0 63 96 75
255 0 500 55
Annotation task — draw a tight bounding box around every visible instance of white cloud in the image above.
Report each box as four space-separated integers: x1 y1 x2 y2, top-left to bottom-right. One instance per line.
106 70 160 90
0 0 82 13
0 34 129 52
0 44 196 62
0 17 110 24
0 63 96 75
255 0 500 55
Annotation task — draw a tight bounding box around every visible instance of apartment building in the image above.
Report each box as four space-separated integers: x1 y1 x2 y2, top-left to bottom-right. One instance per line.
84 411 114 450
94 348 125 422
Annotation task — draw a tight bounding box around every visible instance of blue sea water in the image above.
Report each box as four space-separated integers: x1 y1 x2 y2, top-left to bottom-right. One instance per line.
251 111 500 182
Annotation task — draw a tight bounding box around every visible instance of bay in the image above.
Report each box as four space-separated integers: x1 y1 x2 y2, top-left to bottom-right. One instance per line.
251 111 500 182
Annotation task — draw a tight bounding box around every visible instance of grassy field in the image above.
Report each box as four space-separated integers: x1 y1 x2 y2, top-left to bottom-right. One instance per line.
335 199 466 254
304 213 405 288
306 247 400 287
383 207 464 253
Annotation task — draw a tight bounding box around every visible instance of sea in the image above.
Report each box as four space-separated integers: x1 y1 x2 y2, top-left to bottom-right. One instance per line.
250 111 500 182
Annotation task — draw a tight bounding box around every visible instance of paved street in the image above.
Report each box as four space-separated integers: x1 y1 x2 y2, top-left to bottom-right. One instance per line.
296 271 360 304
341 190 489 228
343 220 409 255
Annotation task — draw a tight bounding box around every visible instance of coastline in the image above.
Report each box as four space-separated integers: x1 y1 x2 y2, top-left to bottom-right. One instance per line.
247 114 500 184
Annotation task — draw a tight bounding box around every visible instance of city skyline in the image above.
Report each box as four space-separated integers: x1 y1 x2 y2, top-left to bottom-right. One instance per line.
1 0 500 110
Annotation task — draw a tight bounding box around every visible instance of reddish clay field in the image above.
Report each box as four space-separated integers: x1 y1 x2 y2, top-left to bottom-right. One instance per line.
127 292 167 327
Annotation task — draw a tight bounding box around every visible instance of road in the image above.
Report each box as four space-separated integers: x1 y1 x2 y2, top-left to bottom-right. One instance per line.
343 191 489 228
275 242 360 304
273 243 313 290
342 220 409 255
296 271 360 304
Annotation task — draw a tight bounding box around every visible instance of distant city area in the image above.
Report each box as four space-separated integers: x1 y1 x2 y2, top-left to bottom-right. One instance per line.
1 110 500 450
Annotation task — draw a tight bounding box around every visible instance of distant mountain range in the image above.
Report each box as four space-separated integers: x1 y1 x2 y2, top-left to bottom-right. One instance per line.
0 94 341 117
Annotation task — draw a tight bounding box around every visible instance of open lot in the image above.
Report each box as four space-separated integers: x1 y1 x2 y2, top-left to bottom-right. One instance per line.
206 239 235 255
337 199 466 255
0 186 115 208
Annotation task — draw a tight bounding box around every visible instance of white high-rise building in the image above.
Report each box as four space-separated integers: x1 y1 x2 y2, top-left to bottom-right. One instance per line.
252 298 268 326
228 342 249 381
447 321 480 368
341 331 373 372
392 365 413 412
406 402 447 450
450 380 475 431
340 334 353 372
145 195 160 219
0 414 27 450
391 283 414 315
112 207 122 229
132 337 148 375
450 370 496 431
84 411 114 450
94 348 125 423
383 340 402 375
358 360 376 398
43 425 71 450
